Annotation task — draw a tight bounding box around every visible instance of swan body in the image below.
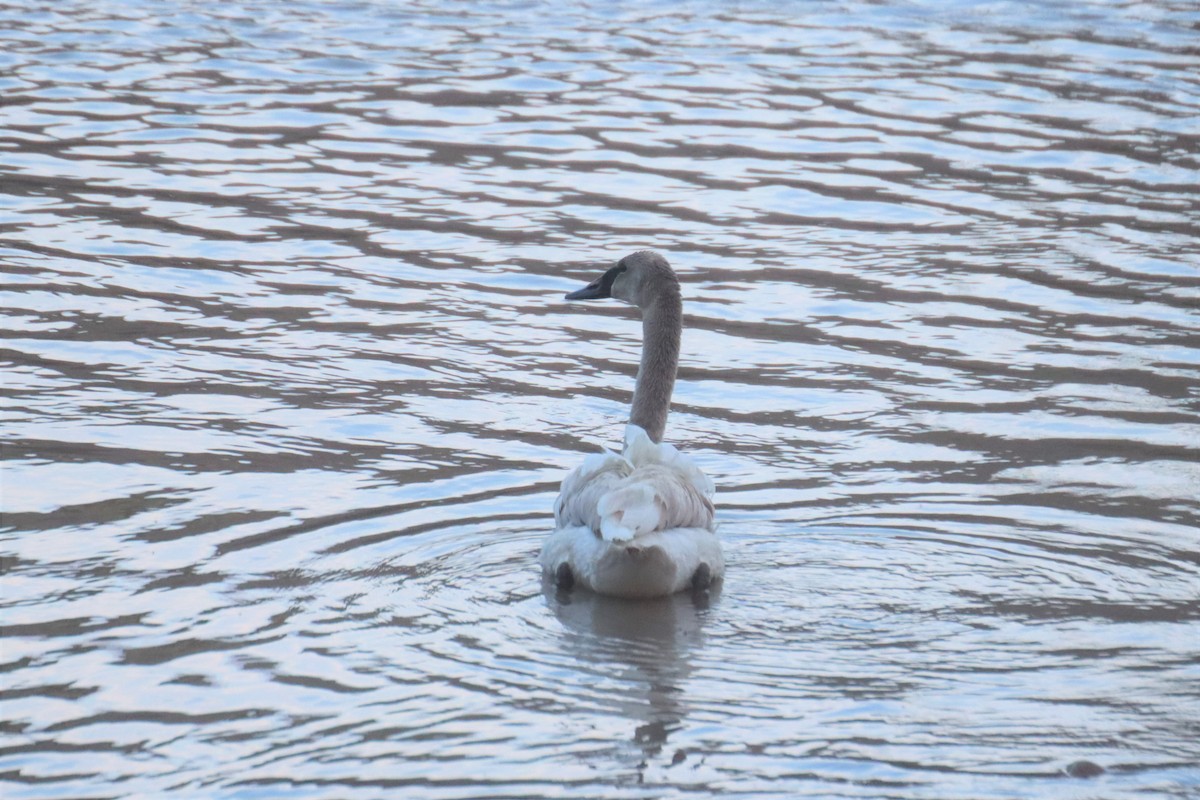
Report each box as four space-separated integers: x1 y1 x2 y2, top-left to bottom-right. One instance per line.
541 251 724 598
543 424 722 597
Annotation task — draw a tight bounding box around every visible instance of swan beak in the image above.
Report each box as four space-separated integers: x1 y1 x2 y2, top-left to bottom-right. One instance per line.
565 264 621 301
565 278 608 301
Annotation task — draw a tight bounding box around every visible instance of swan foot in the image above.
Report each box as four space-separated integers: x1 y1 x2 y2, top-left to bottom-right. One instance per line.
555 562 575 591
690 562 713 608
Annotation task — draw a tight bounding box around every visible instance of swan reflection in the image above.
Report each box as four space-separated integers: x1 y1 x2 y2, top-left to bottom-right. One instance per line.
543 582 720 769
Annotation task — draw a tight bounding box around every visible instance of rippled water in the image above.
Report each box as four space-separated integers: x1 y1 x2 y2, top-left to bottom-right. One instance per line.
3 0 1199 797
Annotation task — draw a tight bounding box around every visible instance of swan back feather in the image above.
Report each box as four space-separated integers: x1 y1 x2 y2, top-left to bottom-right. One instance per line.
553 448 631 532
556 424 714 543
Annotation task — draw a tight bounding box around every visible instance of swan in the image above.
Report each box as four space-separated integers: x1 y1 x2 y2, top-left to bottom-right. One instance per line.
541 251 723 598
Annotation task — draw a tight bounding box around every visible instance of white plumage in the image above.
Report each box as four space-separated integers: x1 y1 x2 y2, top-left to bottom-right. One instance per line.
542 425 723 597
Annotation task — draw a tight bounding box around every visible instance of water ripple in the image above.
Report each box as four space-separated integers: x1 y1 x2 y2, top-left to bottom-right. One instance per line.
2 0 1199 798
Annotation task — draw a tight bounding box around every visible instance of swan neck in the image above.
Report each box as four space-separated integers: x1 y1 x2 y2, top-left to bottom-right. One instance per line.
631 293 681 443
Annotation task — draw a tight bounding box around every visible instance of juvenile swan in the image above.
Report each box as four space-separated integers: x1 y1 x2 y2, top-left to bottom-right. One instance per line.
541 251 723 598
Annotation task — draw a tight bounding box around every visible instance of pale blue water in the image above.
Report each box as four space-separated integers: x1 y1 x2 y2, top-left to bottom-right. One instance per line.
2 0 1198 798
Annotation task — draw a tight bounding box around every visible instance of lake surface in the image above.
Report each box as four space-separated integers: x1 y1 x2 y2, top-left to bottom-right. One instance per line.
2 0 1199 797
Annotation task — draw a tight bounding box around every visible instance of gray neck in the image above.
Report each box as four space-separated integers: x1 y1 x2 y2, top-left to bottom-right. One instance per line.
630 292 681 443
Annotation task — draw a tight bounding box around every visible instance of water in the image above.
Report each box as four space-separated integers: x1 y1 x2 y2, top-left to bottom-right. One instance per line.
2 0 1199 797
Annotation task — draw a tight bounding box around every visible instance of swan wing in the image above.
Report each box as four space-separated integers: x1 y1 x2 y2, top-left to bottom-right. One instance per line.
554 448 632 531
593 425 715 541
554 426 716 542
623 424 715 499
596 464 714 542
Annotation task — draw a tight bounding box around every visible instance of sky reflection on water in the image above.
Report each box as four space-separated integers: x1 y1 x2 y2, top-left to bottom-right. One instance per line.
1 0 1199 798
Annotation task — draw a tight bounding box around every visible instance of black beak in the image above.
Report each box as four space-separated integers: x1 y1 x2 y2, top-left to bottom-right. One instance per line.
565 278 608 301
565 264 622 301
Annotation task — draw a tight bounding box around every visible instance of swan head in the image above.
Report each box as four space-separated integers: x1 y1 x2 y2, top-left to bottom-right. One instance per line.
565 251 679 310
